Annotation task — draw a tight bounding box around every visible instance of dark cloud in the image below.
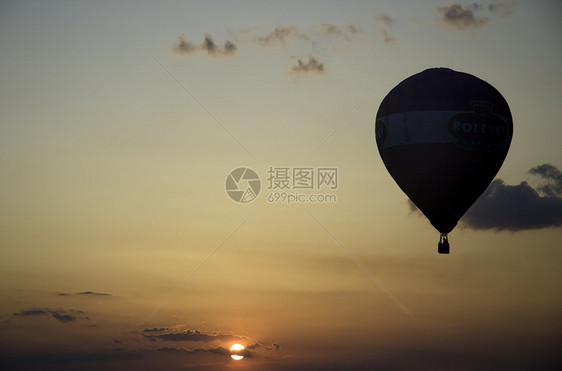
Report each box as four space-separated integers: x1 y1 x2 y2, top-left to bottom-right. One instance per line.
407 164 562 232
489 0 517 17
157 346 231 356
528 163 562 198
78 291 110 296
202 33 217 54
143 327 169 333
14 309 49 317
462 164 562 231
50 312 76 323
246 342 281 351
257 26 307 45
144 329 242 343
157 343 279 359
437 3 489 29
172 34 237 57
375 13 395 27
290 56 325 75
13 308 86 323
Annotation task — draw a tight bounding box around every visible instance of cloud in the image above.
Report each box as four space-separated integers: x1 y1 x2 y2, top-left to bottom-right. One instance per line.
318 24 348 39
407 164 562 232
56 291 111 297
528 163 562 198
380 29 395 45
346 24 361 34
290 56 325 75
143 329 242 343
375 13 396 45
13 308 87 323
172 34 238 57
461 164 562 231
157 342 280 358
437 3 489 29
246 342 281 351
78 291 111 296
13 309 49 317
257 26 308 45
489 0 517 17
157 346 231 356
50 312 76 323
375 13 395 27
143 327 169 333
172 34 199 55
202 33 217 54
223 40 237 55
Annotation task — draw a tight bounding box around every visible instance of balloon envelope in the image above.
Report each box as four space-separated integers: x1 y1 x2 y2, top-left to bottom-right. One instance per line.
375 68 513 234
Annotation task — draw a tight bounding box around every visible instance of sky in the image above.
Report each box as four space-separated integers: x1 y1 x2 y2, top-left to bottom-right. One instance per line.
0 0 561 370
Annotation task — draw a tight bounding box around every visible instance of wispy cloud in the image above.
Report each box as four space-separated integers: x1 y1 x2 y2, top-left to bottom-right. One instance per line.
57 291 111 297
437 3 489 29
78 291 111 296
318 23 348 39
375 13 395 27
375 13 396 45
380 29 395 45
13 308 87 323
157 342 280 358
157 346 231 355
346 24 361 35
172 34 198 55
172 34 238 57
257 25 308 45
489 0 517 17
290 55 325 75
143 329 242 343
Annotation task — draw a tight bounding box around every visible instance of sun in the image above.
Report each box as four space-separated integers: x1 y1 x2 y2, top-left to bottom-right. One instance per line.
230 343 245 360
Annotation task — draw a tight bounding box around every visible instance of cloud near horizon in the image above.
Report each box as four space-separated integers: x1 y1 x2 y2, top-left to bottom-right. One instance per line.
13 308 87 323
143 328 242 343
157 341 280 358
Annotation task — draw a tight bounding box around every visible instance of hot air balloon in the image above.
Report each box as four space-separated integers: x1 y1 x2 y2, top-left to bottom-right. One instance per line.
375 68 513 253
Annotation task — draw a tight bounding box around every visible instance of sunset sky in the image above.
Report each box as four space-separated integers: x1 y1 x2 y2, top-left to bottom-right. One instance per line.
1 1 561 370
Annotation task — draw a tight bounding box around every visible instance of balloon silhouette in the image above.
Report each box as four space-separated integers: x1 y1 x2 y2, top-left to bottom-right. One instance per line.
375 68 513 253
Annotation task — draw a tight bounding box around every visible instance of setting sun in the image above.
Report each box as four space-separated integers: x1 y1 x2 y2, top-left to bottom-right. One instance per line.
230 343 245 360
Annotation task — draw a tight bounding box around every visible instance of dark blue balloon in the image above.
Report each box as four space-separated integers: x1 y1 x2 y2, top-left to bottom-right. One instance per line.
376 68 513 250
